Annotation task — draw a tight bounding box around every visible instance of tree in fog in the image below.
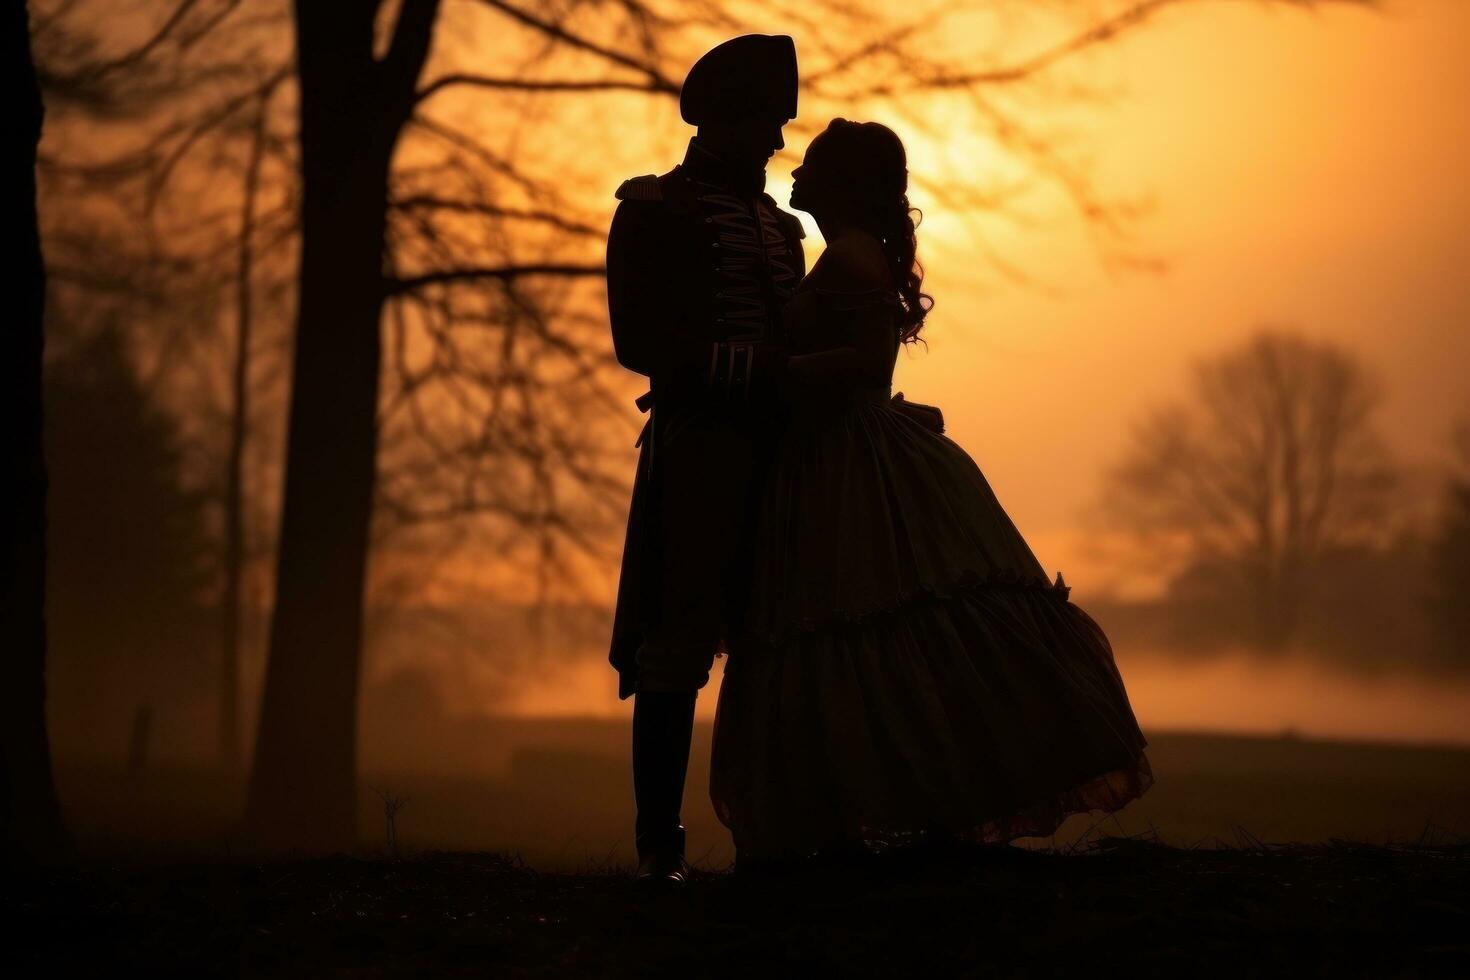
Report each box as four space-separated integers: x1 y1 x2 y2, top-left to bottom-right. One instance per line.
218 87 279 775
2 0 68 857
1427 419 1470 665
1103 330 1397 648
29 0 301 780
44 326 215 756
30 2 297 778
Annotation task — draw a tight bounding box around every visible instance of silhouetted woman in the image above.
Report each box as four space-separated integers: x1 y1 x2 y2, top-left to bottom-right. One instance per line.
710 119 1153 862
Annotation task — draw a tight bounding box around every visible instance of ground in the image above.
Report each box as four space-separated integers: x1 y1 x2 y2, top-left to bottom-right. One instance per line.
7 838 1468 977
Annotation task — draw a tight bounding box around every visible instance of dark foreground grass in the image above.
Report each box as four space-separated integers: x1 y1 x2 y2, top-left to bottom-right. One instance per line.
6 837 1469 977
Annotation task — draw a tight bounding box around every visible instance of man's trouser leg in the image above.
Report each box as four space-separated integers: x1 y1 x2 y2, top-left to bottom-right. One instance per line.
632 689 697 860
629 414 752 864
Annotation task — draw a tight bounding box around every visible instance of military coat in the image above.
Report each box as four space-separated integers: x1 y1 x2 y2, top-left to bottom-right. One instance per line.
606 139 806 697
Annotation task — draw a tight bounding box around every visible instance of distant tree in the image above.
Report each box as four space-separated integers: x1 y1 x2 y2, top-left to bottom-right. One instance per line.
44 326 215 746
2 0 68 859
219 91 273 775
30 0 297 775
1103 330 1397 648
1427 419 1470 664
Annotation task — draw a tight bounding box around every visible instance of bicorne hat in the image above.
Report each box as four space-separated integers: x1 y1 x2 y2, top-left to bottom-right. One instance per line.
679 34 798 126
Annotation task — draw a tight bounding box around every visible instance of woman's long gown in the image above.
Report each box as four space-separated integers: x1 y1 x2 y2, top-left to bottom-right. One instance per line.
710 255 1153 859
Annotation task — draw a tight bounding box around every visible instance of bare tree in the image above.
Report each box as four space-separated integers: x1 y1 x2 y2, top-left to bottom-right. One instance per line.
3 0 68 858
1102 329 1397 647
1427 417 1470 665
219 86 273 774
32 0 298 778
242 0 446 851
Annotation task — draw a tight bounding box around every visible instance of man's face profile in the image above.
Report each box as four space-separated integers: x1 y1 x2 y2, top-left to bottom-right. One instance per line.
698 115 789 169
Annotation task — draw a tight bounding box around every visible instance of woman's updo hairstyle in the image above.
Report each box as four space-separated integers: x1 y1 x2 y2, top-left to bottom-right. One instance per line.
815 118 933 343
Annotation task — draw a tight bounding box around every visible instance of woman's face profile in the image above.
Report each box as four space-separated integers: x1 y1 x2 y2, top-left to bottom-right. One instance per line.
791 128 844 215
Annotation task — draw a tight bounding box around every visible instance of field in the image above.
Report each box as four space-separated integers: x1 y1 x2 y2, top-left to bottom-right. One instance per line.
54 720 1470 867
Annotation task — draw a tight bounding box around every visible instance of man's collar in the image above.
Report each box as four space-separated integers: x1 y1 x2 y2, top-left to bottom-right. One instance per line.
681 137 766 196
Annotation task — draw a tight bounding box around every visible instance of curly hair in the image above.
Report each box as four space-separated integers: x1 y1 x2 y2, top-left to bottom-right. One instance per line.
819 119 933 343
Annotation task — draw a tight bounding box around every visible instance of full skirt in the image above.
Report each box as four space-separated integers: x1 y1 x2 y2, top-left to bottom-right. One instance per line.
710 395 1152 858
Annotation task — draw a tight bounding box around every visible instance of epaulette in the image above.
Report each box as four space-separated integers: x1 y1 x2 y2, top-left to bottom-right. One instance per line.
615 175 661 202
762 194 805 240
777 208 806 241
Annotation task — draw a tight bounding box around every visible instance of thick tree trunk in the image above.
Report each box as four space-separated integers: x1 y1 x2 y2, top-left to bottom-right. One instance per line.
2 0 68 859
245 0 437 851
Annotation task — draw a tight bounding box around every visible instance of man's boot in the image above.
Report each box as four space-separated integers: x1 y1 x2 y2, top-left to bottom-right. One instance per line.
632 690 697 886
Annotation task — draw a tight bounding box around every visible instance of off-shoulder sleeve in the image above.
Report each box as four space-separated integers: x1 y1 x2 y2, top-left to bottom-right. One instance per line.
813 284 905 313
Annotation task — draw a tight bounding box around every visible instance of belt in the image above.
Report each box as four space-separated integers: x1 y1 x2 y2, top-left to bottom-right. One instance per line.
633 390 655 471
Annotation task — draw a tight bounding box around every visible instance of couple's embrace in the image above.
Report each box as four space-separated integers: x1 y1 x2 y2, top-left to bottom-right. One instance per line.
607 35 1151 884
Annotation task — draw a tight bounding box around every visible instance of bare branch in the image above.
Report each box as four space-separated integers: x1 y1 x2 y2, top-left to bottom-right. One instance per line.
386 263 606 294
379 0 444 122
60 0 204 82
389 194 602 237
473 0 681 95
417 71 672 102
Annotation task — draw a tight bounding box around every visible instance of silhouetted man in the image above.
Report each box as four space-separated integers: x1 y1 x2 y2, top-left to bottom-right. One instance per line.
606 34 805 886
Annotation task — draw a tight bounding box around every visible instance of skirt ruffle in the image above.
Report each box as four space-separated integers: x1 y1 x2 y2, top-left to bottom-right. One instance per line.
712 399 1152 858
712 585 1152 857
